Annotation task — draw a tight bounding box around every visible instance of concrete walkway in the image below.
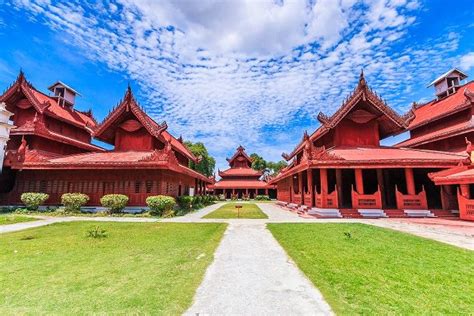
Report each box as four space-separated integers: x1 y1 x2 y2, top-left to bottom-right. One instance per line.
185 220 333 315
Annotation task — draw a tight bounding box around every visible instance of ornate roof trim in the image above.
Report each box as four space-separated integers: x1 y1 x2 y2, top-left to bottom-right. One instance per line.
226 145 253 165
94 86 168 141
0 71 48 114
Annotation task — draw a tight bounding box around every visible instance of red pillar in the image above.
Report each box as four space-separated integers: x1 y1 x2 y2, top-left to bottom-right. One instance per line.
405 168 416 195
265 188 268 195
355 169 364 194
320 169 328 194
307 168 314 207
460 184 470 199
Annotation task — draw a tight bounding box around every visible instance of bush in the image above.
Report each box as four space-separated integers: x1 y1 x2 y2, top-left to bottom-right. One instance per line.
231 194 238 201
255 195 270 201
176 195 193 210
61 193 89 213
218 194 226 201
20 192 49 211
146 195 176 216
100 194 129 214
87 226 108 238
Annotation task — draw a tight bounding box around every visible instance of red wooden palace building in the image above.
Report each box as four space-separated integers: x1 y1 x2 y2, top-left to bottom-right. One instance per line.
270 71 470 217
208 145 275 199
0 71 210 206
398 68 474 221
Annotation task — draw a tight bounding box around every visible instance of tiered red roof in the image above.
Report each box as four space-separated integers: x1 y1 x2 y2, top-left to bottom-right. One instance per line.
209 145 274 190
397 81 474 148
0 71 97 131
271 71 468 184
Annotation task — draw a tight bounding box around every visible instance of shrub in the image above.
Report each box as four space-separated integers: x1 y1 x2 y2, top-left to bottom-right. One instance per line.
231 194 238 201
218 194 226 201
146 195 176 216
100 194 129 214
61 193 89 213
255 195 270 201
20 192 49 211
87 226 108 238
176 195 193 210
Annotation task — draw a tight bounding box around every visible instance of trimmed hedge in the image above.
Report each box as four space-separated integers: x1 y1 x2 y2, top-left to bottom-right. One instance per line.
255 195 270 201
20 192 49 211
100 194 129 213
146 195 176 216
61 193 89 213
176 195 193 210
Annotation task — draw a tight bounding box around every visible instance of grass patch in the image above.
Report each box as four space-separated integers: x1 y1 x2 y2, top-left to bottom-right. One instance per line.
268 223 474 315
0 222 227 314
0 214 38 225
203 203 268 219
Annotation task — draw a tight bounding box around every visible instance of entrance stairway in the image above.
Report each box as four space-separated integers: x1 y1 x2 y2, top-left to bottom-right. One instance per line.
430 210 459 219
339 209 362 218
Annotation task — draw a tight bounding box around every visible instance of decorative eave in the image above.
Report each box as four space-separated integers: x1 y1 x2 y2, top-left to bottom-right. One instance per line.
316 70 411 130
284 70 413 161
0 71 98 133
226 145 253 165
0 71 47 114
94 86 168 143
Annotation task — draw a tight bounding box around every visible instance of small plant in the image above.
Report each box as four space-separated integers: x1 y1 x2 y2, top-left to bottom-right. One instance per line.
61 193 89 213
100 194 129 214
146 195 176 216
255 195 270 201
231 194 238 201
87 226 108 238
20 192 49 211
176 195 193 210
218 194 226 201
344 232 352 239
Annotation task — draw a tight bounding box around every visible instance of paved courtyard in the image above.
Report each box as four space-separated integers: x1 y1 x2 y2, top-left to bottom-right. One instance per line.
1 202 473 315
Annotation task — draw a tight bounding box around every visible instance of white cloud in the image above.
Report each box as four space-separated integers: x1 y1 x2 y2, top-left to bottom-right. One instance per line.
461 52 474 71
9 0 467 162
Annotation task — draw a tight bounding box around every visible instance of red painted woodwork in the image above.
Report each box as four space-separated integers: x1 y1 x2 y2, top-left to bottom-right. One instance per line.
457 189 474 221
271 71 467 214
0 72 209 206
351 185 382 209
315 188 338 208
210 145 275 196
395 185 428 210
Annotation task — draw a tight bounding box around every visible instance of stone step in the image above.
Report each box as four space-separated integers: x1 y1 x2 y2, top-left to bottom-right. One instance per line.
308 208 342 218
358 209 387 218
403 209 435 217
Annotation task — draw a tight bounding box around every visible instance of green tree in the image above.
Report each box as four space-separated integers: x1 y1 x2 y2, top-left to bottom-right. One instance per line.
185 141 216 177
267 160 287 175
250 153 267 171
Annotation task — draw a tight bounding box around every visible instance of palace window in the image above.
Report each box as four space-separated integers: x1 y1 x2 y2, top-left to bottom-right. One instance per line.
145 181 153 193
135 181 141 193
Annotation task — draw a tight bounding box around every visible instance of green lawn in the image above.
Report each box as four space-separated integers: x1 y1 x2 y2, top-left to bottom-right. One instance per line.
0 222 227 314
268 223 474 315
203 203 268 219
0 214 38 225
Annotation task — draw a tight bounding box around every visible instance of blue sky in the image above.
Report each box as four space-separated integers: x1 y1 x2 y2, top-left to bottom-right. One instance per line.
1 0 473 172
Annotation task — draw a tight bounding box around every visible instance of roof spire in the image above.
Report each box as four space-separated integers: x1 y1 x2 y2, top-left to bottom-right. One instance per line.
358 69 366 88
17 69 25 83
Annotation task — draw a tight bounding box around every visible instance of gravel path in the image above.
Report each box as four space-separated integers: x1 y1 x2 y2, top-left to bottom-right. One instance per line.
185 220 333 315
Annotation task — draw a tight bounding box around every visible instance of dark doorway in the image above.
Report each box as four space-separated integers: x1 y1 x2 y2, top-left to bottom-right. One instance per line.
382 168 406 209
414 169 442 209
337 169 355 208
313 169 321 193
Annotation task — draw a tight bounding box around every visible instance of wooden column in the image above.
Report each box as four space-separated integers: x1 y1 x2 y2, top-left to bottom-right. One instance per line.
320 169 328 194
265 188 268 195
405 168 416 195
460 184 470 199
307 168 314 206
355 169 364 194
298 172 303 194
377 169 386 207
336 169 343 207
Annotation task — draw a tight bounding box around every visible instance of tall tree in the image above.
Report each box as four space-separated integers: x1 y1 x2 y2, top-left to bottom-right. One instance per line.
250 153 267 171
184 141 216 177
266 160 288 175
